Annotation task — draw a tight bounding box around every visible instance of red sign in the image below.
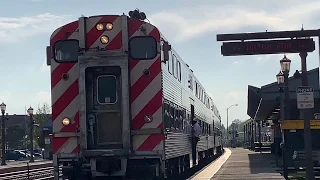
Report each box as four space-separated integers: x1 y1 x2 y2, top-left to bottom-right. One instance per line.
221 38 315 56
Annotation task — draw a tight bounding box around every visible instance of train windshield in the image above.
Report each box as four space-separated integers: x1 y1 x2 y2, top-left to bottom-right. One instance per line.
129 36 157 60
53 40 79 62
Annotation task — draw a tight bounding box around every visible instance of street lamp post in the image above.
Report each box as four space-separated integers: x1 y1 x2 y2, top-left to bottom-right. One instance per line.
226 104 238 146
276 71 284 170
276 54 291 179
280 55 291 120
27 106 34 163
0 103 8 166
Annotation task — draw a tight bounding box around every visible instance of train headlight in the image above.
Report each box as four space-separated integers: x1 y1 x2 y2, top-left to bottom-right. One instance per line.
106 23 113 30
100 36 109 44
144 115 153 123
96 23 104 31
62 117 71 126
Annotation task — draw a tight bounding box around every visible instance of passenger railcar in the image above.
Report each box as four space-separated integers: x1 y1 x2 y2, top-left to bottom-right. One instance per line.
46 9 222 179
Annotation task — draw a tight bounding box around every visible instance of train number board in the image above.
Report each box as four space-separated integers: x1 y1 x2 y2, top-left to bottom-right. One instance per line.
221 38 315 56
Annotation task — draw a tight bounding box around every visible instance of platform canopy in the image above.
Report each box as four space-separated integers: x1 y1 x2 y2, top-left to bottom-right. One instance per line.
247 68 320 122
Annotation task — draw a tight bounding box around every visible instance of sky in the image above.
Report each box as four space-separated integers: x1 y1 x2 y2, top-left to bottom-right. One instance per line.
1 0 320 127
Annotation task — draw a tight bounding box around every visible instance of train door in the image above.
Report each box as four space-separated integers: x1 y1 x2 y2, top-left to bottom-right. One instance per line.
85 66 123 149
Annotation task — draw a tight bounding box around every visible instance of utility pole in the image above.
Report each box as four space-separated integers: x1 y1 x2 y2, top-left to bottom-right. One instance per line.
226 104 238 147
226 108 229 146
300 52 315 179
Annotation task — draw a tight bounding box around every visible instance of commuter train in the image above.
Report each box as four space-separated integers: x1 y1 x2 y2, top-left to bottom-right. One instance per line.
46 9 223 179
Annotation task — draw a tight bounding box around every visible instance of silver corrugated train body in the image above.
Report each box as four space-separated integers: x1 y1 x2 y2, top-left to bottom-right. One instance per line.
47 12 223 179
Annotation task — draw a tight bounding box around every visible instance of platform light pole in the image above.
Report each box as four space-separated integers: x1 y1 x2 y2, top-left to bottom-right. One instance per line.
280 55 291 120
276 54 292 179
226 104 238 146
0 103 8 166
276 70 287 178
27 106 34 163
280 56 291 178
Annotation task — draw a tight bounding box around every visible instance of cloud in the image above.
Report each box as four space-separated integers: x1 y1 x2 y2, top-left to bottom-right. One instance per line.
227 91 242 101
0 13 73 43
0 90 51 115
148 1 320 43
35 91 51 104
254 53 299 65
40 61 50 72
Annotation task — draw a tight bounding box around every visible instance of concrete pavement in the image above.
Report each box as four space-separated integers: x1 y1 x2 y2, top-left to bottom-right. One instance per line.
189 148 285 180
211 148 285 180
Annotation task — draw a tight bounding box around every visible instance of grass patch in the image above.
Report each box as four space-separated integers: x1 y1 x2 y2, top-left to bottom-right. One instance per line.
288 172 306 180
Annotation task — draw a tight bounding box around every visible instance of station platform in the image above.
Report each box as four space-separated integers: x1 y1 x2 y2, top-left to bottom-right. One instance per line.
190 148 285 180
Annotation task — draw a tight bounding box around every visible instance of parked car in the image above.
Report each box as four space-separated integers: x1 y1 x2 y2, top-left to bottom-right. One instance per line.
5 150 24 161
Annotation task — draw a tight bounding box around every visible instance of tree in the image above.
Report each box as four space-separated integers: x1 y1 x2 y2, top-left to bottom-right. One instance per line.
33 103 51 149
228 119 242 132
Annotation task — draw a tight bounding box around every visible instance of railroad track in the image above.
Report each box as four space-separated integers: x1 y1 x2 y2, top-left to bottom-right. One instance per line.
0 165 62 180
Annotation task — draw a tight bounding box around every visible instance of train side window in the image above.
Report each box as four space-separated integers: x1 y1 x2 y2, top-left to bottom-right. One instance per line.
169 104 175 129
181 109 186 130
195 82 198 97
129 36 157 60
174 106 179 130
202 122 205 134
202 89 204 102
179 109 184 130
168 51 172 74
164 102 170 129
205 123 207 135
53 40 79 62
97 75 118 104
174 109 181 131
172 54 177 79
188 75 193 91
177 60 181 82
185 111 190 133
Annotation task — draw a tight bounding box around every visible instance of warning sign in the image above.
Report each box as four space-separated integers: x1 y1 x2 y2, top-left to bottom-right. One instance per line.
296 86 314 109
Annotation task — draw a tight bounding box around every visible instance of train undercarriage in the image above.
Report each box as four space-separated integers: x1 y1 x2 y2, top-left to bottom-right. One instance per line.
59 146 223 180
